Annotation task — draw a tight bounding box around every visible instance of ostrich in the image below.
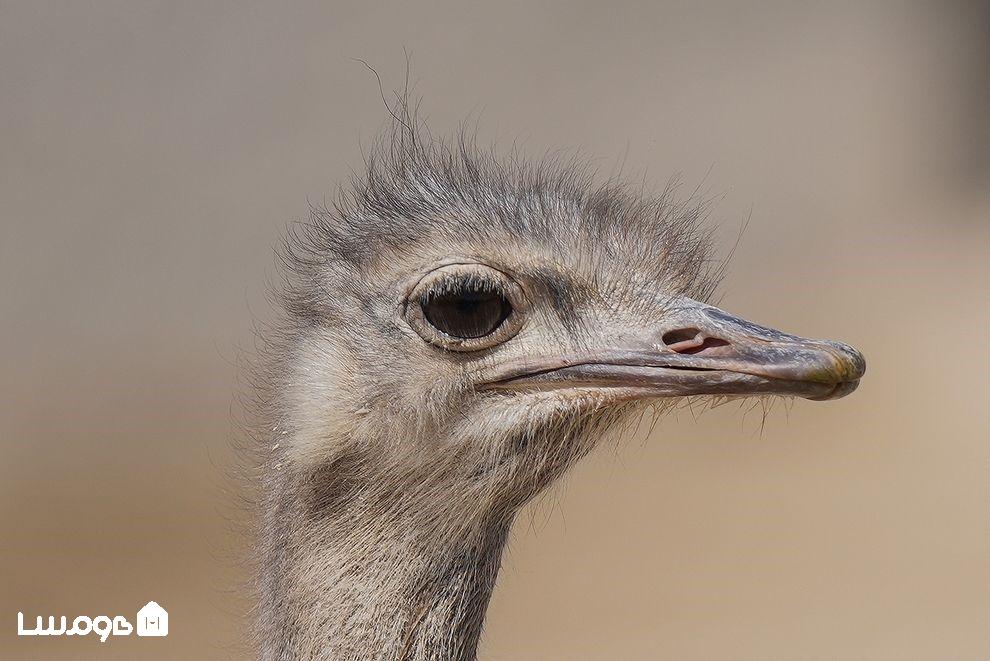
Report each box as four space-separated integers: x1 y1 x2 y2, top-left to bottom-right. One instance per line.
252 117 865 661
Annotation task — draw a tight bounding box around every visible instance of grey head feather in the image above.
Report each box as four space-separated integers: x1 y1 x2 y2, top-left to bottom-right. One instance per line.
276 117 724 328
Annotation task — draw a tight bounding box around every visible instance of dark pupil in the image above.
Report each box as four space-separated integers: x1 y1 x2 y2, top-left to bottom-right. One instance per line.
421 284 512 339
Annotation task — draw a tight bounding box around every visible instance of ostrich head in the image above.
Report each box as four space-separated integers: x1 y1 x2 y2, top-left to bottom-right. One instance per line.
257 120 865 660
266 126 865 543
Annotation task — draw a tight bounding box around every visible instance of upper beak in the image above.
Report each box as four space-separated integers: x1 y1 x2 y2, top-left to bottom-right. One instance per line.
484 298 865 401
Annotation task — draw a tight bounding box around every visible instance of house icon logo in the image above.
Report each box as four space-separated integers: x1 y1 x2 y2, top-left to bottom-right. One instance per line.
136 601 168 637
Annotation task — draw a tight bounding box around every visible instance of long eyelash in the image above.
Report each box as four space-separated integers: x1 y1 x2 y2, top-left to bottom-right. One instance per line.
422 272 507 302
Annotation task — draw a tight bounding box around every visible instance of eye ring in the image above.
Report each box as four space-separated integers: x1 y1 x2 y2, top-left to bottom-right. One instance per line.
404 263 529 352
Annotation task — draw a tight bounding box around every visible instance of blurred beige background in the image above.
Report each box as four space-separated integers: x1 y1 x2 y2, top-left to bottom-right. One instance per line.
2 1 989 659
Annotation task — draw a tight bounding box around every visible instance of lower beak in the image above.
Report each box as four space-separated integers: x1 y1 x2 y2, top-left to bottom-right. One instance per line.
485 298 865 401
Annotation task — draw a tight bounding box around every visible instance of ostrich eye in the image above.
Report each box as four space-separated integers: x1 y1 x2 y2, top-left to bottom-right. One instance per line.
405 264 528 352
421 280 512 339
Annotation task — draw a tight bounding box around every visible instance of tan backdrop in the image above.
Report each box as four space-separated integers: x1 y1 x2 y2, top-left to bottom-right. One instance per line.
2 1 988 659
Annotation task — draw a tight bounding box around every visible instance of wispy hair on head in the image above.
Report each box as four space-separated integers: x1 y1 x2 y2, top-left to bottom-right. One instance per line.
277 97 724 325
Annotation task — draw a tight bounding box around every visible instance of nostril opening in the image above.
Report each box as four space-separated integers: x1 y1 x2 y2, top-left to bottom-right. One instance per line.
662 328 732 355
662 328 701 345
679 336 730 355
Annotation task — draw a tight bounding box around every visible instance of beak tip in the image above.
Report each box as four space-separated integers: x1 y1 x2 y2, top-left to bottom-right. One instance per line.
805 341 864 401
829 341 867 381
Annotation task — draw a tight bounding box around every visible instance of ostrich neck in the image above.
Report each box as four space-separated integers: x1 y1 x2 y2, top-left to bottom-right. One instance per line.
260 459 513 661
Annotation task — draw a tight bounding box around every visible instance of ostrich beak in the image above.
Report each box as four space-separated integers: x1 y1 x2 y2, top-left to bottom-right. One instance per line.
485 298 865 401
